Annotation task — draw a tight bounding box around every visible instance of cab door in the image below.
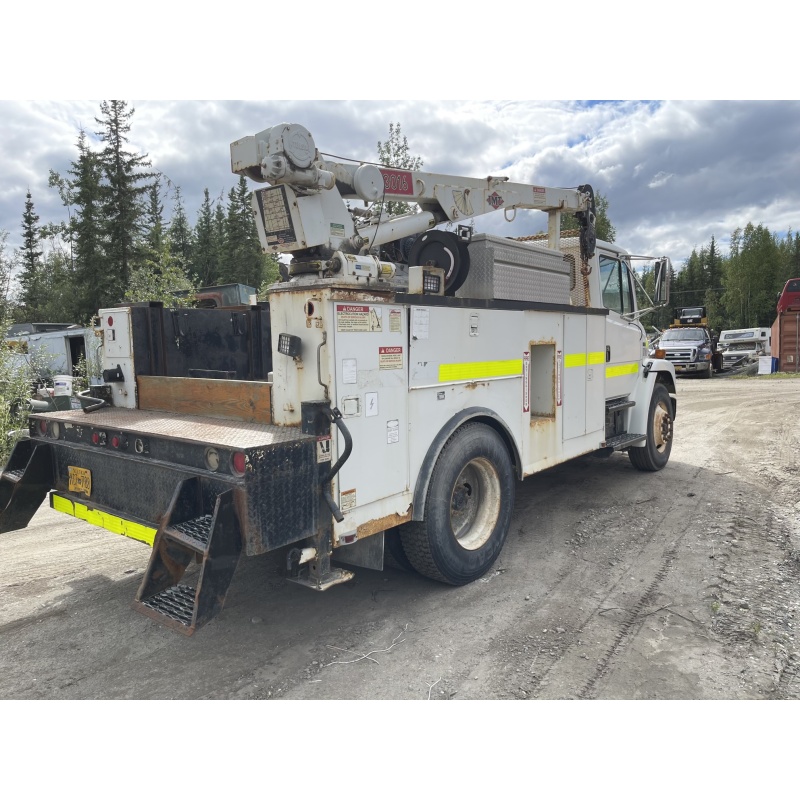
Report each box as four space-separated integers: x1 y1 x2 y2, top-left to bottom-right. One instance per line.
598 253 644 398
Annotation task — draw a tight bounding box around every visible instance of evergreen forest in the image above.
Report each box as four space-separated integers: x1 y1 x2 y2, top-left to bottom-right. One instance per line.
1 100 280 328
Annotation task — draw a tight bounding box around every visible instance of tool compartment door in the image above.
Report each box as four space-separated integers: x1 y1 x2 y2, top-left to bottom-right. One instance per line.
332 303 409 512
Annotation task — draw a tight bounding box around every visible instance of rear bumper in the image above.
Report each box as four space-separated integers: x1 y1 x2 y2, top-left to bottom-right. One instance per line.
3 407 322 556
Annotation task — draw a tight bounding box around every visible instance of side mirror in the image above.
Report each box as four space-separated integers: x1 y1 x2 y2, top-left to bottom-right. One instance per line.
654 258 670 305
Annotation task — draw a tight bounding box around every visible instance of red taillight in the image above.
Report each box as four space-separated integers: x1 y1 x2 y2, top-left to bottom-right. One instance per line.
38 420 47 435
231 451 246 476
107 316 114 326
111 436 120 449
91 432 100 445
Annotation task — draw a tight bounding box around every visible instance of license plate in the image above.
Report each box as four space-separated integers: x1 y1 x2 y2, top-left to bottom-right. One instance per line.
68 466 92 497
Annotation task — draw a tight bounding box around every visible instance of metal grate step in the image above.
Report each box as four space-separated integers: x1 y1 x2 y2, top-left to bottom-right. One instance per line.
2 469 24 482
606 398 635 412
169 515 214 548
140 584 196 626
603 432 646 450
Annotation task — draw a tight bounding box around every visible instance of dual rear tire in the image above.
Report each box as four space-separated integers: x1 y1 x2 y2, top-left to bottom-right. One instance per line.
398 423 515 585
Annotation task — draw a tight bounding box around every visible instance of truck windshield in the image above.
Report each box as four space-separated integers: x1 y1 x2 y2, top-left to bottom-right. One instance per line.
662 329 704 341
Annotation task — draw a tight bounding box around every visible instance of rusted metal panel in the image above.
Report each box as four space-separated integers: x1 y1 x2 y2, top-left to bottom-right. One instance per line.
773 311 800 373
355 509 412 540
137 376 272 424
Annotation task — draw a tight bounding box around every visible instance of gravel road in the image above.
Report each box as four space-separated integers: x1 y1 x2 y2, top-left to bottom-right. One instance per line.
2 374 799 700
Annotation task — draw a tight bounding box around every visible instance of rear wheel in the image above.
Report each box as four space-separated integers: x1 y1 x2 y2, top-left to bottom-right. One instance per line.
383 528 416 573
629 384 673 471
400 423 515 584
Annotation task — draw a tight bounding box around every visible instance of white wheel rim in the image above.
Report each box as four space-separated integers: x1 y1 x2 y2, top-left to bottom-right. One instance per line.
449 457 502 550
653 401 672 453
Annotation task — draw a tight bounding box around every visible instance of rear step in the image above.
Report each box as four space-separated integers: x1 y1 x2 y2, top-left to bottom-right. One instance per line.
133 477 241 635
605 397 636 413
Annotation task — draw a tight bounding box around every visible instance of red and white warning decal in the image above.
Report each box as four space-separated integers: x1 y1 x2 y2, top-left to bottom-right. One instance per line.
379 345 403 370
316 435 332 463
556 349 563 407
336 304 382 332
522 351 530 413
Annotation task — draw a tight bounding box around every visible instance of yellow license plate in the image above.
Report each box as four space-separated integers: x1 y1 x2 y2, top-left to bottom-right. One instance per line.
68 466 92 497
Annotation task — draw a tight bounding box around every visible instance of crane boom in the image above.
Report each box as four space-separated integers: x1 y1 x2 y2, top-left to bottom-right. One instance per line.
230 123 596 264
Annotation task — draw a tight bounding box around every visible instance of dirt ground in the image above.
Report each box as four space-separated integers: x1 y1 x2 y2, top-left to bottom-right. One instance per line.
1 374 799 701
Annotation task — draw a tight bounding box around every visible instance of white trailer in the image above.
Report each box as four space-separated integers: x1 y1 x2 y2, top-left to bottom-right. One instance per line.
719 327 771 369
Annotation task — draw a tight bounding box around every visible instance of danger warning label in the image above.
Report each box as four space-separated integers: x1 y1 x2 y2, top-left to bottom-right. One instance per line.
336 304 382 332
379 346 403 370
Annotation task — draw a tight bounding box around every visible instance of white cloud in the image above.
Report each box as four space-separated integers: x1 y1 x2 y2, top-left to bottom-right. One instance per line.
2 100 800 277
648 171 674 188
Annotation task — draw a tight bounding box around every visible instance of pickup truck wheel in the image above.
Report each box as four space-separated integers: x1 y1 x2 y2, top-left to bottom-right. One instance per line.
701 362 712 378
400 423 514 585
629 384 673 471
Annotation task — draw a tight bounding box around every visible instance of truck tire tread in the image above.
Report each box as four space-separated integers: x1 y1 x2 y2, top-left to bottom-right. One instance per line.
400 423 514 585
629 384 673 471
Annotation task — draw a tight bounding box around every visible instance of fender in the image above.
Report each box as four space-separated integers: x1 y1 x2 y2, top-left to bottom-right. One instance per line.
411 406 522 522
627 359 677 446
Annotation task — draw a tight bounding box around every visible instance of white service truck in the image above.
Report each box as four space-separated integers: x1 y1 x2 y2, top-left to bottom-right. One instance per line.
0 123 676 634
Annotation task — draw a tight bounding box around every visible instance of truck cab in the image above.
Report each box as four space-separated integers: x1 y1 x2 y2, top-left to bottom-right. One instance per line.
656 307 720 378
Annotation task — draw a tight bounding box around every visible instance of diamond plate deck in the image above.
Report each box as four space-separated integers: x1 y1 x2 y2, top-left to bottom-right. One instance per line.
32 407 310 449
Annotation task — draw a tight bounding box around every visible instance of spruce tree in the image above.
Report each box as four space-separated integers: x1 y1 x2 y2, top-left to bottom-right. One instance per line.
193 188 217 286
17 191 44 321
143 179 166 260
221 177 265 288
167 186 193 275
54 128 106 321
95 100 156 304
211 198 228 285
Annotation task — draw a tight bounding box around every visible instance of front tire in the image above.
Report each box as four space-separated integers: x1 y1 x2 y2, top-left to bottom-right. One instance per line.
629 383 673 471
400 423 515 585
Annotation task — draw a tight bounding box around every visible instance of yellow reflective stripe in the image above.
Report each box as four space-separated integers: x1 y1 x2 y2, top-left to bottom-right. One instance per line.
564 353 586 368
50 494 156 547
565 352 606 368
438 359 522 382
606 362 640 378
588 351 606 365
52 494 73 515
